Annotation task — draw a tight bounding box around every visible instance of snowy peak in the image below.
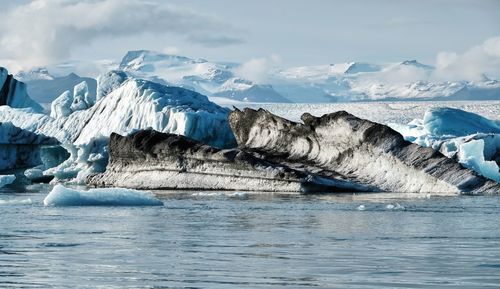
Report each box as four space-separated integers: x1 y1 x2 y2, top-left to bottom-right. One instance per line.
399 60 434 70
119 50 200 71
344 62 382 74
15 67 54 82
214 77 290 103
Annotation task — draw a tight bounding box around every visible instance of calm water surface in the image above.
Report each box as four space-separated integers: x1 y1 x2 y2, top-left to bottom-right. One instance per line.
1 184 500 288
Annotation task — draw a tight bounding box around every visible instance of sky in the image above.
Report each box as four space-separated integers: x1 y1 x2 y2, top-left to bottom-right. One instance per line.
0 0 499 77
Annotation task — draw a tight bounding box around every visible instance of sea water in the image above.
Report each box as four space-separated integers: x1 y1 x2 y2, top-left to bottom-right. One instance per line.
1 184 500 288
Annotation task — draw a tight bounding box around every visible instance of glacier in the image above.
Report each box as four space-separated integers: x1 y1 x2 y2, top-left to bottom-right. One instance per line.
0 69 236 183
390 107 500 182
43 184 163 206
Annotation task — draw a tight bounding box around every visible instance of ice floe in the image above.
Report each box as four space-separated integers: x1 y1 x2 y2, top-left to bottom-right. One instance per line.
43 184 163 206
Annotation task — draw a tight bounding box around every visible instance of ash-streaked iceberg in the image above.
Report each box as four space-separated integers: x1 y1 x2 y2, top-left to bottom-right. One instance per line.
390 107 500 182
229 108 499 194
88 130 371 192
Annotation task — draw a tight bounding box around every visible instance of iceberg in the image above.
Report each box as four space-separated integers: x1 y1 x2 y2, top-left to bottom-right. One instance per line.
390 107 500 182
1 67 43 112
0 71 236 183
423 107 500 136
43 184 163 206
88 130 371 192
229 108 499 194
0 175 16 188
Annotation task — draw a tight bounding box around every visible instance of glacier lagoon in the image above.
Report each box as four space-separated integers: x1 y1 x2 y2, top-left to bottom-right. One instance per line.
1 184 500 289
1 59 499 288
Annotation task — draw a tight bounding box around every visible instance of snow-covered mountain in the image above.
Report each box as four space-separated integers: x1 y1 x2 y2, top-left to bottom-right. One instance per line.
15 68 97 105
117 51 500 103
118 50 288 103
213 78 290 103
12 51 500 104
274 59 500 102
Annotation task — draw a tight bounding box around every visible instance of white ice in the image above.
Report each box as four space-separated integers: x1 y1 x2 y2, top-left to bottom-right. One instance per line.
0 72 236 183
43 184 163 206
390 107 500 182
0 198 32 206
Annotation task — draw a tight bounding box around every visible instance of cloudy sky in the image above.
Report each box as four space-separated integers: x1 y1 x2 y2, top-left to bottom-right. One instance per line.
0 0 499 77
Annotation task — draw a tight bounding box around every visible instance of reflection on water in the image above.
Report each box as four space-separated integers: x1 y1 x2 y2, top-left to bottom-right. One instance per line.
1 185 500 288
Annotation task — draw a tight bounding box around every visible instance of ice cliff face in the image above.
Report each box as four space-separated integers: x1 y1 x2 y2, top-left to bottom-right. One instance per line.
0 122 59 171
88 130 370 192
0 68 43 112
229 108 499 194
0 71 236 183
390 107 500 182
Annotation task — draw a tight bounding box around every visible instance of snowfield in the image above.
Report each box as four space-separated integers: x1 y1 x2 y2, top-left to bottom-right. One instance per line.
241 101 500 124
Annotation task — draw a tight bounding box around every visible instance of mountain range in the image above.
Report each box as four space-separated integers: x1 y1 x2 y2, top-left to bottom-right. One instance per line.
14 50 500 104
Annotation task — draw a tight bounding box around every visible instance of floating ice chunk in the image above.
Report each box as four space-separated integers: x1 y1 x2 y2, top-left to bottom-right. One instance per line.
0 198 32 206
0 175 16 188
50 91 73 119
423 107 500 137
43 184 163 206
24 166 44 180
385 203 405 210
356 204 366 211
70 81 91 111
458 139 500 182
391 107 500 183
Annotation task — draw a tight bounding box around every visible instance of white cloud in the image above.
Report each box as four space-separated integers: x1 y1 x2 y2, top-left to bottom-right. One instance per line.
233 55 281 83
434 36 500 81
0 0 243 68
